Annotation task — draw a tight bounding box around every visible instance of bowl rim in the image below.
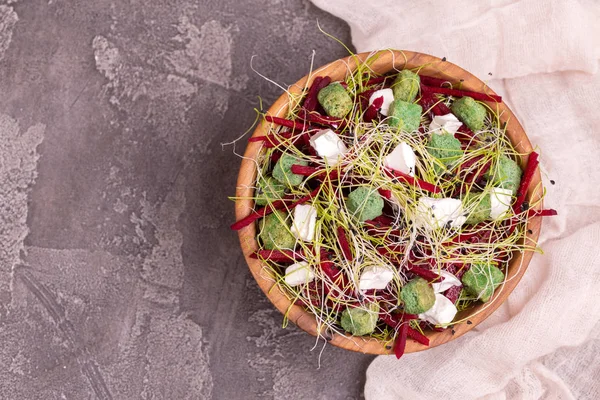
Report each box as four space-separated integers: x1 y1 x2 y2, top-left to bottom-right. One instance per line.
235 50 543 355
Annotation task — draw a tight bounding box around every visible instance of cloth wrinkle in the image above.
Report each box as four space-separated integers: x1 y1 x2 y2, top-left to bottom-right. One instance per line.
310 0 600 398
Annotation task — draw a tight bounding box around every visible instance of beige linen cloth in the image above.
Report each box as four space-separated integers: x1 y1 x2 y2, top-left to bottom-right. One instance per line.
310 0 600 398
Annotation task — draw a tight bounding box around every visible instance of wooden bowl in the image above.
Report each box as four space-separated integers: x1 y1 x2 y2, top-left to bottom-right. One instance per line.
235 50 543 354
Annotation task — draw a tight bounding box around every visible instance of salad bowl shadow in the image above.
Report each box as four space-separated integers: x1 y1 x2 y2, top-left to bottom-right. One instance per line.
235 50 543 355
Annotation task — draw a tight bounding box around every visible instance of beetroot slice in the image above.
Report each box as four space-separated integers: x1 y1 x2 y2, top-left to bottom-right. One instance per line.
444 285 462 304
231 187 320 231
303 76 332 112
393 322 409 359
385 168 441 194
248 132 294 142
378 188 392 199
230 200 286 230
528 208 558 218
422 84 503 103
257 249 301 262
290 164 320 176
513 151 539 213
265 115 307 131
365 76 387 86
300 110 344 129
419 75 453 88
408 264 442 282
336 226 353 261
406 326 430 346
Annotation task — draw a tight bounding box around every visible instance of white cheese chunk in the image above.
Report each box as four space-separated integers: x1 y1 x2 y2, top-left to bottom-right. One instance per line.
432 270 462 293
383 142 416 177
309 129 348 165
284 262 315 287
489 187 513 220
414 197 467 230
429 113 463 135
359 265 395 290
290 204 317 242
418 293 458 325
368 88 395 116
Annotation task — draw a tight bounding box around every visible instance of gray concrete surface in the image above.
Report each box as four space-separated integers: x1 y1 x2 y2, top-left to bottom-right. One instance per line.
0 0 375 399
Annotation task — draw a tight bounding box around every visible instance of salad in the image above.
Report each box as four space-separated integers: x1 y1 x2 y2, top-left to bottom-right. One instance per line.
231 53 556 358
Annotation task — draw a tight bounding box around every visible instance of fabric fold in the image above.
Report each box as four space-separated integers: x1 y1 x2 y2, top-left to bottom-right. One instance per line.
310 0 600 398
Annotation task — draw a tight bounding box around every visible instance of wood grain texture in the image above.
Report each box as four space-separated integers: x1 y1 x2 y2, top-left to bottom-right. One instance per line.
235 50 543 355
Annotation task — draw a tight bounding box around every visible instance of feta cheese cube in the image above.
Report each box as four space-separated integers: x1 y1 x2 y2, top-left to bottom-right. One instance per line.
429 113 463 135
368 88 395 116
359 265 395 290
284 262 315 287
418 293 458 325
383 142 416 177
432 270 462 293
290 204 317 242
309 129 348 165
490 187 513 220
414 197 467 230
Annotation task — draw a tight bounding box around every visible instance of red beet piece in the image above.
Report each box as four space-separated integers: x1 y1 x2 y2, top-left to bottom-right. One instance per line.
378 188 392 199
421 84 502 103
365 76 387 86
270 151 282 163
408 264 442 282
455 160 492 196
290 164 320 176
304 111 343 129
444 285 462 304
513 152 539 213
230 200 287 230
443 267 467 304
230 187 320 231
419 75 453 88
336 226 353 261
406 326 430 346
394 322 409 359
303 76 332 112
385 168 441 194
358 89 376 110
528 208 558 218
257 249 300 262
265 115 307 131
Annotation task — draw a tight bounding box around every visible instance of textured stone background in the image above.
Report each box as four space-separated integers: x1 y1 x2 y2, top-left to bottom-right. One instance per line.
0 0 374 399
